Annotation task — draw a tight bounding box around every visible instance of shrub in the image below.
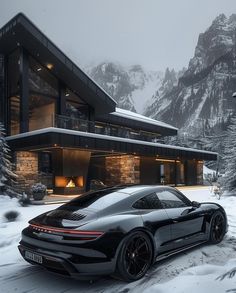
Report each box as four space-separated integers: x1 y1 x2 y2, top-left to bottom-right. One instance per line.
18 192 31 206
31 183 47 200
4 210 20 222
31 183 47 193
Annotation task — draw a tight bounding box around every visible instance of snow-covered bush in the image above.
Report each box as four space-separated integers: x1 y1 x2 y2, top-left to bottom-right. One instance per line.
18 192 31 206
31 183 47 200
3 210 20 222
31 183 47 193
0 123 17 196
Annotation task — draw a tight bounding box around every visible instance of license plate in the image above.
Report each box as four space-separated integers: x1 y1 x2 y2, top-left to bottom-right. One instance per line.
25 251 43 264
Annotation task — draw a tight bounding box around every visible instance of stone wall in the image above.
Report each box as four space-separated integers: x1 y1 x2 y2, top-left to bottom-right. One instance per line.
197 161 203 185
14 151 54 193
105 155 140 186
15 151 39 193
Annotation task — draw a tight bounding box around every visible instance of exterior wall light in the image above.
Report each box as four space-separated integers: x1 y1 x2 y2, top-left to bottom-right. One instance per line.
46 63 53 70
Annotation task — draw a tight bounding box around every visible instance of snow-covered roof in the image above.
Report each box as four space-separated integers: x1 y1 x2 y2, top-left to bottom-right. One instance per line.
6 127 217 156
112 108 178 131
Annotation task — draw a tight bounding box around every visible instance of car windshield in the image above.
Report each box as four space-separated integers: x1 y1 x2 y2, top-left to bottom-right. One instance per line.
59 189 129 211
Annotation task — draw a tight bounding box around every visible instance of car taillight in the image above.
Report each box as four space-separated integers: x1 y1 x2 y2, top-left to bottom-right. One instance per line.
29 223 104 240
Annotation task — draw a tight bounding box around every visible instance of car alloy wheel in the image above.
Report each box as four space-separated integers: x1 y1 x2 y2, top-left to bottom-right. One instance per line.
117 231 153 281
210 211 226 244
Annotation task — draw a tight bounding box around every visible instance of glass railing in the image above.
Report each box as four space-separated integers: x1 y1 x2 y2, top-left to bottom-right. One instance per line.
54 114 163 143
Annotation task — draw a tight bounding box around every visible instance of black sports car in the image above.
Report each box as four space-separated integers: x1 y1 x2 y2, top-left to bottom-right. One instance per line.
19 185 227 281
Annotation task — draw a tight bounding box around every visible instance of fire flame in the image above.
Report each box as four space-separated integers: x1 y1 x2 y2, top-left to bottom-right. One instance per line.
66 179 76 188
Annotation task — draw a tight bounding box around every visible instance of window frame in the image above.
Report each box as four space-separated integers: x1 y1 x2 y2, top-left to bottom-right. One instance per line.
132 192 163 210
156 188 192 209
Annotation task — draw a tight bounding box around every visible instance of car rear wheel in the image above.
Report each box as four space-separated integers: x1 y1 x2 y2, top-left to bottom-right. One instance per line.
209 211 226 244
116 231 153 282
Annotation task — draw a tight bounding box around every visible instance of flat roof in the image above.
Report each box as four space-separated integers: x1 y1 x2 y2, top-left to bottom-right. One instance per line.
0 13 116 115
6 127 217 161
96 108 178 136
114 108 178 130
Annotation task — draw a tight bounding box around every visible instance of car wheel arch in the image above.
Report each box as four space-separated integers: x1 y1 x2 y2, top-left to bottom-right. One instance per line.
208 210 227 243
114 227 156 265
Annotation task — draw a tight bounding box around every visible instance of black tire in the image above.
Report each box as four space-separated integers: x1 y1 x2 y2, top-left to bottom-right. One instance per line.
116 231 153 282
209 211 226 244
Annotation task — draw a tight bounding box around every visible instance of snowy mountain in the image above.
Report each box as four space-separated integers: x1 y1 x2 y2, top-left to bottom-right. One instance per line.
144 14 236 135
87 62 164 113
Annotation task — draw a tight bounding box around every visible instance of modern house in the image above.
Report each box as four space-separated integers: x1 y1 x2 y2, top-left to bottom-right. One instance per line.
0 13 217 195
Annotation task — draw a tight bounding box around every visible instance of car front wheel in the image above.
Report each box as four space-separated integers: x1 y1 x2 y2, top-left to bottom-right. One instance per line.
209 211 226 244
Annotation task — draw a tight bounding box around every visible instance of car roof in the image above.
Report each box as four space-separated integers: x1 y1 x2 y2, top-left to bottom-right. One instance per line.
117 185 156 194
115 185 180 195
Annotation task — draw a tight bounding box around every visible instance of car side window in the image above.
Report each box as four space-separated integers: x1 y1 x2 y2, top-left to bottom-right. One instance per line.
132 193 162 210
156 190 187 209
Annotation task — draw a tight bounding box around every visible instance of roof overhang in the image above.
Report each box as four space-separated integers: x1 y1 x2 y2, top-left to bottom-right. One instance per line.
96 108 178 136
0 13 116 115
6 128 217 161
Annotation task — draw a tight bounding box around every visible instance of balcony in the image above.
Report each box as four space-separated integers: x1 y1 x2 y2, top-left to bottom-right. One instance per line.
54 114 163 143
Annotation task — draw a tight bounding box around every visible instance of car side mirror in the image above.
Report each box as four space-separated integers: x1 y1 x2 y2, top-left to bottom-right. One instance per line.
192 201 201 208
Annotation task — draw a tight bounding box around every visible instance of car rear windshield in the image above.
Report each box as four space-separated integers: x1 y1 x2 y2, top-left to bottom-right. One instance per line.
60 189 129 210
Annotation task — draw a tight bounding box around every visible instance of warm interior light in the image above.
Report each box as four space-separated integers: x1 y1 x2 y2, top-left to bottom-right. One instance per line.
76 176 84 187
155 158 181 163
55 176 68 187
66 179 76 188
46 63 53 70
55 176 84 188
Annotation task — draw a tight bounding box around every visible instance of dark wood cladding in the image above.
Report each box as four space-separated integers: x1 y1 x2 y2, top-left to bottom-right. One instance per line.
7 131 217 161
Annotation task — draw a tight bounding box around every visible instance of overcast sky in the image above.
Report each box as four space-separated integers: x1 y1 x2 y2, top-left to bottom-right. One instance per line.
1 0 236 71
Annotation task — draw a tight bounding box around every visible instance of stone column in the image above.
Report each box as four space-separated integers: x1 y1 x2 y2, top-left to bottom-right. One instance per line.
15 151 39 192
105 155 140 185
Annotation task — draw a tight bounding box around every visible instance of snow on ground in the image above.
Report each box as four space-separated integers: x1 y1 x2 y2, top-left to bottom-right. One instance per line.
1 188 236 293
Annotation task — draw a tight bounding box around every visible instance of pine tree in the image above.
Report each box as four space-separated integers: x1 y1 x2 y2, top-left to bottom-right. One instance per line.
0 122 17 195
223 116 236 192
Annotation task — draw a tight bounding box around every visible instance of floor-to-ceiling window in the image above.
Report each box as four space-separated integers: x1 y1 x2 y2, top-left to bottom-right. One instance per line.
66 89 89 120
7 49 20 135
56 88 91 131
28 56 58 131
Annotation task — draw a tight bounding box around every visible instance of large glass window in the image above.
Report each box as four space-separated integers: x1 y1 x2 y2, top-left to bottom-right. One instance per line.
9 96 20 135
29 57 58 97
29 94 56 131
66 89 89 120
8 49 20 96
7 49 20 135
38 152 52 174
28 56 58 131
